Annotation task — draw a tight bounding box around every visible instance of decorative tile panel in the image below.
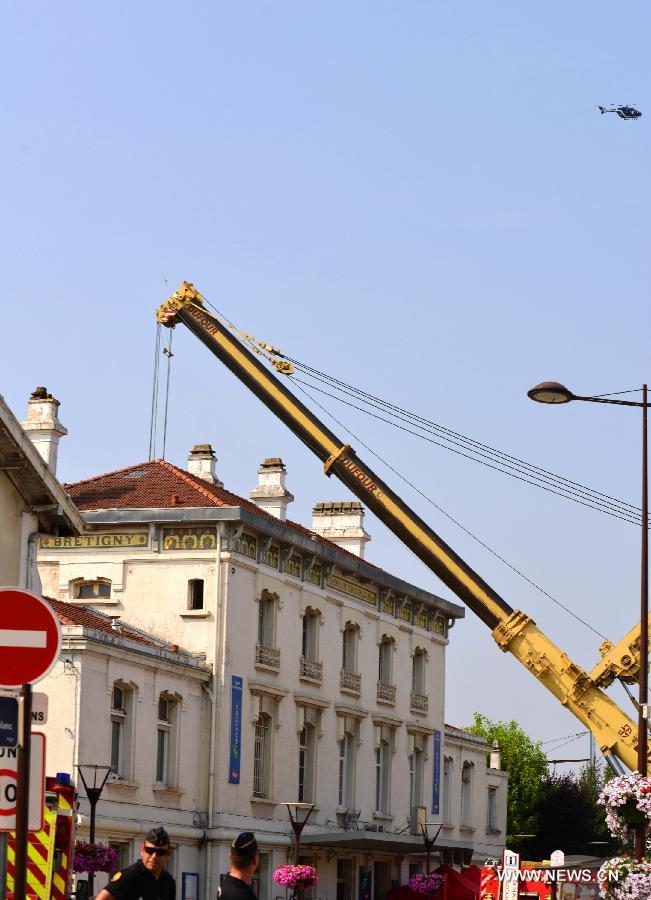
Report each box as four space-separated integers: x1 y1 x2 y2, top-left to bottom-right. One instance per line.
327 574 377 608
162 527 217 550
234 533 257 559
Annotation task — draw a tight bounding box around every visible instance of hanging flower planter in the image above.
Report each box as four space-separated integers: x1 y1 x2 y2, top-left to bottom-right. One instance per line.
407 872 444 896
598 855 651 899
73 841 119 875
598 772 651 838
273 865 318 891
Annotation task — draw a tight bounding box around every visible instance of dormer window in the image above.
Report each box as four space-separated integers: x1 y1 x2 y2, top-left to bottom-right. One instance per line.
75 579 111 600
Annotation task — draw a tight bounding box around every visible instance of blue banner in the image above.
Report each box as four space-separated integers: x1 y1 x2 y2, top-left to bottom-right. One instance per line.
432 729 441 814
228 676 243 784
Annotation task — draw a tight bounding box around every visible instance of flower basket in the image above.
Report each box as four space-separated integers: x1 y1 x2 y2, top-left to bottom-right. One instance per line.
407 872 444 896
598 772 651 838
73 841 119 875
598 855 651 899
621 798 646 826
273 865 318 890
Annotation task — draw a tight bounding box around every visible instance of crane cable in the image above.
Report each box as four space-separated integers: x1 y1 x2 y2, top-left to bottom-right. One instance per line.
199 296 646 527
290 375 609 640
196 296 634 639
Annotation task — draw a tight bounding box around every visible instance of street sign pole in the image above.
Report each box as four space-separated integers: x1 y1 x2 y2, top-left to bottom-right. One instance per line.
13 684 32 900
0 832 7 899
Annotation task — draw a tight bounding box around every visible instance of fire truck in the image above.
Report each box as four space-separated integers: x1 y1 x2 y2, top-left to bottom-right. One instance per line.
157 282 648 773
6 773 77 900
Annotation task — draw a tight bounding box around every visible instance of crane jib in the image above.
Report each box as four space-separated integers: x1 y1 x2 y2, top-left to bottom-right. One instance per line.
160 284 643 771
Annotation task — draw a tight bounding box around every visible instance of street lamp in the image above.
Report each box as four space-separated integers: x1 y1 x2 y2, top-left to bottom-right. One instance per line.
76 764 112 896
282 802 315 865
419 822 443 873
528 381 649 858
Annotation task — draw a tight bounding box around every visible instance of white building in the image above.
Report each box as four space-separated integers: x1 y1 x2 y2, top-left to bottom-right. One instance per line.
28 390 507 900
0 389 82 588
42 599 211 895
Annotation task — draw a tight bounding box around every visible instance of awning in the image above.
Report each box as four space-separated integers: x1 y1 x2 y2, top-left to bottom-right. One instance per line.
302 831 472 855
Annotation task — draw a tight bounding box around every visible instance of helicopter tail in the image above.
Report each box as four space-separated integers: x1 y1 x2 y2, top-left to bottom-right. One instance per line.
598 106 607 114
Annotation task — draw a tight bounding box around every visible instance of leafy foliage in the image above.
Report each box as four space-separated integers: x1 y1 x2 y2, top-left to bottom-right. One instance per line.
467 712 548 843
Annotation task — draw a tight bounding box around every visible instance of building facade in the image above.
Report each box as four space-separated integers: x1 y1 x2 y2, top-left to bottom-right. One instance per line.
26 389 507 899
0 389 82 588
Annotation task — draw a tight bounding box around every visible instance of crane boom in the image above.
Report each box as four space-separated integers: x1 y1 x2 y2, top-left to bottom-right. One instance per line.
157 282 642 772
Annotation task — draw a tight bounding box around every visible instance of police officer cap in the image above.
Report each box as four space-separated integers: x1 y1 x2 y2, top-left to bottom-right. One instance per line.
232 832 257 853
144 826 170 847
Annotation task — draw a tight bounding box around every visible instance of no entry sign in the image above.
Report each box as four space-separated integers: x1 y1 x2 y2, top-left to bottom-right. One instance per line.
0 588 61 687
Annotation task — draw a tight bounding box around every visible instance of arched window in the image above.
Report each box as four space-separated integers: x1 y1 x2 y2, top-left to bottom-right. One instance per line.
298 723 316 803
342 623 359 674
378 636 394 685
409 733 427 810
461 761 474 826
412 648 426 695
375 737 391 814
443 756 453 823
110 681 135 780
301 608 319 662
257 591 277 648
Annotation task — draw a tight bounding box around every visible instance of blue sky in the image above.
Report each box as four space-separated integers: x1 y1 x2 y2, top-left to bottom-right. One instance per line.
2 2 650 763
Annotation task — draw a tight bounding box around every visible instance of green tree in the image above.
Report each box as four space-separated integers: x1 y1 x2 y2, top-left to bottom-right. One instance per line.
523 764 619 860
467 713 548 846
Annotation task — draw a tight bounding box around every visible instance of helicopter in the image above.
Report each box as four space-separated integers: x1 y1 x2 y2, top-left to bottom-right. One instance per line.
598 104 642 120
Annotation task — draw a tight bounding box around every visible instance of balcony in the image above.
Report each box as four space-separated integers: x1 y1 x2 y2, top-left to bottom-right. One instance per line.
255 644 280 670
340 670 361 694
410 691 429 713
377 681 396 704
299 657 323 683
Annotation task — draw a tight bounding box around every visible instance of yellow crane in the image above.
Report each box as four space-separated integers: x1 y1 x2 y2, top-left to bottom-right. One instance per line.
157 281 647 773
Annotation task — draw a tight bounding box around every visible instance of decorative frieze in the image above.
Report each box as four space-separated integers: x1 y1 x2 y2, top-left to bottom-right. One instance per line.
162 527 217 550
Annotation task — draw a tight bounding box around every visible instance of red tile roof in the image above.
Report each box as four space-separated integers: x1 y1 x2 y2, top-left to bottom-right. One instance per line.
64 458 376 566
46 596 196 657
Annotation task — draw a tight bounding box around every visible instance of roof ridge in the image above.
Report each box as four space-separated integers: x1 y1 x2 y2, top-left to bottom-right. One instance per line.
65 459 158 489
156 458 227 506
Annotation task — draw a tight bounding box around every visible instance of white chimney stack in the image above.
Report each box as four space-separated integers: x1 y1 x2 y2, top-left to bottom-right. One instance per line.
21 387 67 475
187 444 223 486
489 740 501 769
311 502 370 558
250 457 294 521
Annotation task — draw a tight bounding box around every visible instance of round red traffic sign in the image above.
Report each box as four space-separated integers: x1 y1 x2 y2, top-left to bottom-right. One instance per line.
0 588 61 686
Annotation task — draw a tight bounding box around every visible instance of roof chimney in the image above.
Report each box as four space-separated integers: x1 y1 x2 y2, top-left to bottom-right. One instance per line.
187 444 223 486
311 502 370 558
21 387 67 475
250 457 294 521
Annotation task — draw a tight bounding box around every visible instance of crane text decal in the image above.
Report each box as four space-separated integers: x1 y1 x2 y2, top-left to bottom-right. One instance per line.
187 303 218 334
340 457 378 493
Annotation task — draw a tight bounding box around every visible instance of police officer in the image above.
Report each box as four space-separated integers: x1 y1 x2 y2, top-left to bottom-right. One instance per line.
217 832 260 900
95 826 175 900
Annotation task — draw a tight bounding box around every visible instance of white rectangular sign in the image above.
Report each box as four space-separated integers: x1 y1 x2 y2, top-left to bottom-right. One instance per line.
0 690 48 727
0 732 45 831
31 693 48 726
501 849 520 900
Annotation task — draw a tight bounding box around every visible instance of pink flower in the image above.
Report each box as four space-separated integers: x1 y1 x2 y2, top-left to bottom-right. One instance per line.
273 865 318 888
73 841 119 874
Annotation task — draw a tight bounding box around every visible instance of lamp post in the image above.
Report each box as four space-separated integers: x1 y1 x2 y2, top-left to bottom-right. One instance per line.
528 381 649 857
420 822 443 873
282 802 315 865
76 764 112 896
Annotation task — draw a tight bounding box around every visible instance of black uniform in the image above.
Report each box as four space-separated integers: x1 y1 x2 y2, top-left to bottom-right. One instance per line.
218 874 258 900
105 859 176 900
